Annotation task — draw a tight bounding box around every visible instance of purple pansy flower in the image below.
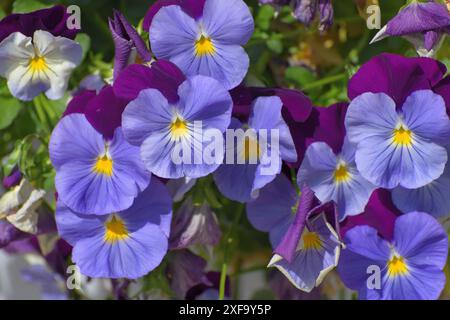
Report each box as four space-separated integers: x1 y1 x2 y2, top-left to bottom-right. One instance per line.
213 96 297 203
298 138 376 220
348 53 447 108
345 90 450 189
149 0 254 90
109 10 152 80
0 5 79 42
122 75 233 179
392 147 450 218
371 1 450 57
49 113 150 215
113 60 186 104
338 212 448 300
269 212 341 293
55 178 172 279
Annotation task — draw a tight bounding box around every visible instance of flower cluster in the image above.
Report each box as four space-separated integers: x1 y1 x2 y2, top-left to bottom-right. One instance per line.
0 0 449 300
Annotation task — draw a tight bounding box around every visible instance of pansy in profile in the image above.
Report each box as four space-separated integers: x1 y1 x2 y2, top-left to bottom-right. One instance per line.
213 96 297 203
49 112 150 215
298 138 376 220
148 0 254 90
269 212 341 293
338 212 448 300
56 178 172 279
370 1 450 57
345 90 450 189
122 75 233 179
0 30 82 101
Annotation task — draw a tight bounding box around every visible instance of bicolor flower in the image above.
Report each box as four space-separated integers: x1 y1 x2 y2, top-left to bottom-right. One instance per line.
213 96 297 203
298 138 376 220
55 178 172 279
392 146 450 218
370 1 450 57
109 10 152 79
246 174 298 248
345 90 450 189
122 75 233 179
338 212 448 300
0 30 82 101
149 0 254 90
49 113 150 215
0 5 79 43
268 212 341 293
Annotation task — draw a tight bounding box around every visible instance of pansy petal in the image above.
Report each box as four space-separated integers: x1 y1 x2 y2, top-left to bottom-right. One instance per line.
246 174 297 233
337 226 390 290
393 212 448 270
201 0 254 45
401 90 450 144
177 75 232 132
122 88 173 146
345 92 398 144
392 168 450 218
149 5 198 60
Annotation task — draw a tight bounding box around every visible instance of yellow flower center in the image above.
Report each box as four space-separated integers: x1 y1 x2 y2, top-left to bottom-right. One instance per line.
302 231 322 250
29 56 48 73
387 255 409 278
242 136 261 162
169 117 189 140
334 163 350 184
392 126 412 147
93 155 113 176
104 215 129 243
195 35 216 56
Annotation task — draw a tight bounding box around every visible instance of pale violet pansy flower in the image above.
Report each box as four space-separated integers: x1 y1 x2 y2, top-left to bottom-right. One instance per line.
0 30 82 101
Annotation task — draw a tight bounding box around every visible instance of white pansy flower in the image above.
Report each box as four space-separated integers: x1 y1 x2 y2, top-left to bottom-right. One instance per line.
0 30 82 101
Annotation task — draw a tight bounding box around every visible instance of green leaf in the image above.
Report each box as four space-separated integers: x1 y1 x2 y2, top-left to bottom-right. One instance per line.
0 97 22 130
12 0 50 13
75 33 91 62
267 35 283 54
256 5 274 31
285 67 316 88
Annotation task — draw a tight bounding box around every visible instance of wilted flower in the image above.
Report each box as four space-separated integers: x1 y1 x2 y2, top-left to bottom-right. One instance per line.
56 178 172 279
370 1 450 57
269 212 341 292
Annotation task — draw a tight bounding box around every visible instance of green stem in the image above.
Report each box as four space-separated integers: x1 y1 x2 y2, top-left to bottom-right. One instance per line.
219 203 244 300
301 73 346 91
33 98 51 133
